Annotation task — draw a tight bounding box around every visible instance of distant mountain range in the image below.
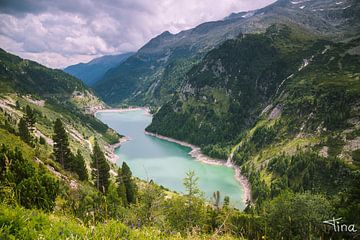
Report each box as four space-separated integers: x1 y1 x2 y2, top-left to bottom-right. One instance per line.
92 0 360 106
64 52 134 86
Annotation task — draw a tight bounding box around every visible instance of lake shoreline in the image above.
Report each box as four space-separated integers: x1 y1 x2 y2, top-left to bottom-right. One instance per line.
144 131 252 205
105 136 130 164
95 107 147 164
96 107 251 205
94 106 151 116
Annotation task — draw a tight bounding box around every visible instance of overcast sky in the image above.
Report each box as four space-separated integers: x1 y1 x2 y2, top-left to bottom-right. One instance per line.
0 0 276 69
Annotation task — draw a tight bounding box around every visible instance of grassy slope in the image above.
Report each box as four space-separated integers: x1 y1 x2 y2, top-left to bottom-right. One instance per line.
0 205 239 240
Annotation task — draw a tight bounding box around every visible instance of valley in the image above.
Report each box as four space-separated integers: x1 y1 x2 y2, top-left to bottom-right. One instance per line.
0 0 359 239
96 109 247 209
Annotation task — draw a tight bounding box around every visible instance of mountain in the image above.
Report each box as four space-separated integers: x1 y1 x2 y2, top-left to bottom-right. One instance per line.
0 48 86 96
0 48 120 146
0 50 252 240
147 23 360 215
64 52 134 86
1 3 360 239
94 0 360 106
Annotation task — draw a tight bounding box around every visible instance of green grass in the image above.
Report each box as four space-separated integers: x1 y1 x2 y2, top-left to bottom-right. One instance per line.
0 205 240 240
0 129 34 160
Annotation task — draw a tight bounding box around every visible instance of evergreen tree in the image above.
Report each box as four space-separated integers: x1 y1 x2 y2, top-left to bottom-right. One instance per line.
39 136 46 145
70 150 88 181
18 117 32 146
25 105 36 132
106 181 123 218
53 118 71 169
91 141 110 194
183 170 202 198
15 100 20 109
223 196 230 208
121 162 136 204
117 167 128 206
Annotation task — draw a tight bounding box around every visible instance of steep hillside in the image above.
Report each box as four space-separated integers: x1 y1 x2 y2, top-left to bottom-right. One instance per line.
0 49 243 240
0 48 121 158
147 24 360 224
94 0 360 106
148 25 322 147
64 52 134 86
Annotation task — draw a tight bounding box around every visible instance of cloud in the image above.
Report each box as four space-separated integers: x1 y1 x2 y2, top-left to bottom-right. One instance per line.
0 0 276 68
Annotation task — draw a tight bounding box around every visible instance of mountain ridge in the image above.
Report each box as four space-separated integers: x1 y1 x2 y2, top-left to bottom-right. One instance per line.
64 52 134 86
94 0 360 107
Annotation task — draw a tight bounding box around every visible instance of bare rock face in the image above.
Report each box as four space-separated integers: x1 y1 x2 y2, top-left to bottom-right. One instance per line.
268 106 282 120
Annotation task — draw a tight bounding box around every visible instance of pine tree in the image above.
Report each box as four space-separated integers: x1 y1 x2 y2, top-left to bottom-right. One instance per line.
18 117 32 146
25 105 36 132
53 118 71 169
117 167 128 206
121 162 136 204
91 141 110 194
15 100 20 109
71 150 88 181
183 170 202 198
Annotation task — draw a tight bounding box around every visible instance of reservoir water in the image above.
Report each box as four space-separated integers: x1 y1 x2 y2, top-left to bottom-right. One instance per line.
96 110 245 209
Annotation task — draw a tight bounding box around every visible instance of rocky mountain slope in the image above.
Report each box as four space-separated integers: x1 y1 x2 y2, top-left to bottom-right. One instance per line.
64 52 134 86
94 0 360 106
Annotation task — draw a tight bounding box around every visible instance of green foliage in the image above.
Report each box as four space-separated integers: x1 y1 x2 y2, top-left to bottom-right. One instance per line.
203 144 229 160
0 205 239 240
245 169 270 205
39 136 46 145
17 172 59 211
352 149 360 165
268 151 353 197
24 105 36 131
0 145 59 211
53 118 72 169
262 191 333 240
183 170 202 198
164 195 208 233
106 181 124 219
91 141 110 193
117 167 128 206
69 150 88 181
120 162 137 204
250 125 277 151
18 118 32 146
18 105 38 147
0 48 86 96
326 135 345 157
147 25 320 152
128 182 165 227
335 170 360 225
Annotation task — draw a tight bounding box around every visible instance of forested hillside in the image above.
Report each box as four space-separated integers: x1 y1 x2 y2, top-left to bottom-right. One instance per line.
147 24 360 238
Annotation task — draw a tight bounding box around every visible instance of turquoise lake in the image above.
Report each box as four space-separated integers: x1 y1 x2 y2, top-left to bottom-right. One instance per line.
96 110 245 209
